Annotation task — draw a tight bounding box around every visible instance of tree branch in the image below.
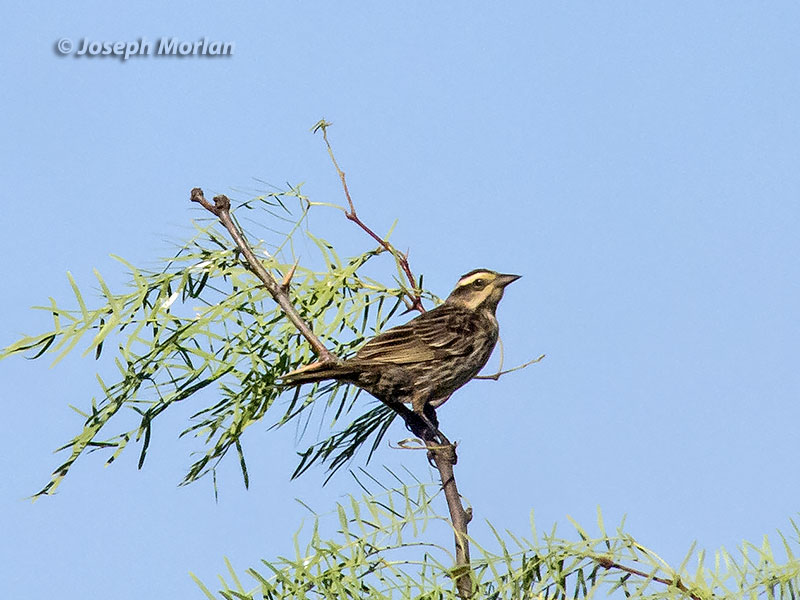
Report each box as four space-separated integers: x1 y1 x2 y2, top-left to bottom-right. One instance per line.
190 188 337 363
430 440 473 598
314 120 426 314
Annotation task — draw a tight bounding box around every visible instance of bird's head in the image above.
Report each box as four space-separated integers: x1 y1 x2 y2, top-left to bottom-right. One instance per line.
445 269 521 314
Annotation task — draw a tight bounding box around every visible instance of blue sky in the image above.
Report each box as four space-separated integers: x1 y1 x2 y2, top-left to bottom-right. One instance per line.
2 2 799 598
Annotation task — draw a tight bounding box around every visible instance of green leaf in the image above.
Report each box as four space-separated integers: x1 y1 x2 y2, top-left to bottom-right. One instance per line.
66 271 89 321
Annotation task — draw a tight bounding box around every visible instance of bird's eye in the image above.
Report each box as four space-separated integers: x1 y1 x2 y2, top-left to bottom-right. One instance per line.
472 279 486 289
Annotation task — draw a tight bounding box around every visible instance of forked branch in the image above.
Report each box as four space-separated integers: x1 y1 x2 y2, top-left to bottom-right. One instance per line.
190 184 475 598
192 125 492 596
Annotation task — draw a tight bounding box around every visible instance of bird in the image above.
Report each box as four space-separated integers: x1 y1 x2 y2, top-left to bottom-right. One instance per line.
282 269 520 443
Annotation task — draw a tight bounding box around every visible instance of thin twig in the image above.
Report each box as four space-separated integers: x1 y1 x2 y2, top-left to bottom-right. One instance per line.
595 556 702 600
190 188 337 363
474 354 546 381
313 120 426 314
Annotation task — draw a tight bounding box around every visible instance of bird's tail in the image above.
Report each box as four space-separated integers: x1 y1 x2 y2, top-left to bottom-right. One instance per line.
281 360 357 385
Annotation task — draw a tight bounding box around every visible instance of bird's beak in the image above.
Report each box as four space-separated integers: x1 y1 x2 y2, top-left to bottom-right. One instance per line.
496 273 521 287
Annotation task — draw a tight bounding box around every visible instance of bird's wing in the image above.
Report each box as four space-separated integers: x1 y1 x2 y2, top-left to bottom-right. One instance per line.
355 306 468 365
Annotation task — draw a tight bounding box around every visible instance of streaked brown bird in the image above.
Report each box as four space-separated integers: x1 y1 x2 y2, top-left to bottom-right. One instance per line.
283 269 520 441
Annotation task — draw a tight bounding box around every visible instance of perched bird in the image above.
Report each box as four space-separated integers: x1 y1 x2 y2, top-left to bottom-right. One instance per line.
283 269 520 440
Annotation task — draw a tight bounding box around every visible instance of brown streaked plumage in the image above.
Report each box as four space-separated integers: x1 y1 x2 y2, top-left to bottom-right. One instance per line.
283 269 520 435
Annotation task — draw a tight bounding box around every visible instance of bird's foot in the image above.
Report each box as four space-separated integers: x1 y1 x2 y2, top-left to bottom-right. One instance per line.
421 422 457 465
420 413 449 445
426 441 457 466
427 449 436 467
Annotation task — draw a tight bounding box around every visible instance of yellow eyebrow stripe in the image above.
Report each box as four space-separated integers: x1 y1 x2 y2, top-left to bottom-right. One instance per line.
455 272 493 288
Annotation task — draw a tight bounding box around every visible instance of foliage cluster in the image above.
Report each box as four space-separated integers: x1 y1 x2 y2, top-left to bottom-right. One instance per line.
1 188 426 497
194 473 800 600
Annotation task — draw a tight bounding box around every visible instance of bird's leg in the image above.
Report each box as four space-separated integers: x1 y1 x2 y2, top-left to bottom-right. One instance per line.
422 402 439 429
422 402 455 448
411 394 446 442
410 393 457 464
